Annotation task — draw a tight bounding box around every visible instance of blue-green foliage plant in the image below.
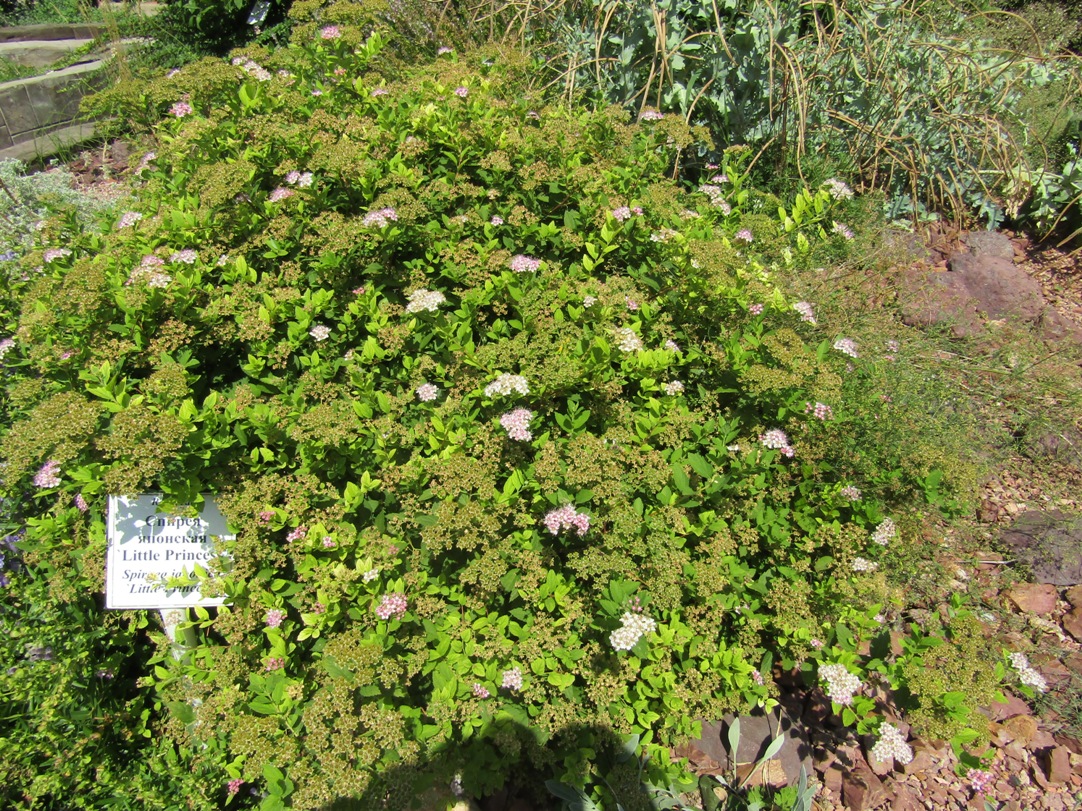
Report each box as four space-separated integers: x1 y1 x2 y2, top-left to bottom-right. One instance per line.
0 10 1003 809
546 0 1081 227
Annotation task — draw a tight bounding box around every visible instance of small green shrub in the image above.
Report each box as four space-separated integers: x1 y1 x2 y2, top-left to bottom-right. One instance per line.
2 14 1010 808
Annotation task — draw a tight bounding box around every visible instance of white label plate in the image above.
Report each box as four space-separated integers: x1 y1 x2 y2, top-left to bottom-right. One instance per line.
106 494 234 609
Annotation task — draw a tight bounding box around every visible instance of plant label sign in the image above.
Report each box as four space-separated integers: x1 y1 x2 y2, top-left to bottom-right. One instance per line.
106 494 234 609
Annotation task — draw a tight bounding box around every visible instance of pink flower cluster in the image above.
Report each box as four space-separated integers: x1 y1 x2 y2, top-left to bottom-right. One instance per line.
416 383 439 402
472 683 490 698
749 303 764 315
454 86 468 98
805 401 833 420
734 228 754 243
170 101 192 118
759 429 794 458
265 609 286 627
227 779 244 796
639 110 664 121
375 593 408 620
43 248 71 263
33 460 61 488
501 668 523 690
286 526 307 542
611 206 643 222
265 657 285 671
509 254 540 273
117 211 143 229
543 505 590 537
793 301 816 324
284 171 314 188
363 207 398 228
268 187 294 203
500 408 533 441
833 337 859 358
170 249 198 264
320 25 340 39
74 493 89 512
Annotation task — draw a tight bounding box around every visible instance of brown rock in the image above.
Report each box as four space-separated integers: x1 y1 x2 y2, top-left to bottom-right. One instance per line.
1066 584 1082 609
842 763 889 811
1055 735 1082 756
1062 607 1082 642
1000 510 1082 587
867 751 893 777
902 747 938 776
1046 747 1072 784
823 765 844 798
891 784 920 811
947 252 1046 321
986 693 1033 721
898 267 984 337
1007 582 1058 614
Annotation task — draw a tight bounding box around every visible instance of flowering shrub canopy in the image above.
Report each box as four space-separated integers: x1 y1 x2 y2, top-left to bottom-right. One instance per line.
0 16 997 811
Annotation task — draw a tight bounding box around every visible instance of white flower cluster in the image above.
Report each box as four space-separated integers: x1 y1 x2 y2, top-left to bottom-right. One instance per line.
614 327 643 353
870 723 913 765
405 289 446 313
484 373 529 397
309 325 331 341
664 381 684 396
851 557 878 573
1008 652 1048 693
824 178 854 199
819 663 862 705
610 612 657 651
871 518 895 546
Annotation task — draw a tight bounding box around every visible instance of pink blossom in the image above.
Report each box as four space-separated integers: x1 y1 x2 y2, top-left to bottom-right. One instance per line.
43 248 71 263
793 301 816 324
265 609 286 627
170 249 197 264
363 207 398 228
268 187 294 203
454 86 468 98
227 779 244 796
499 408 533 441
509 254 540 273
170 101 192 117
74 493 89 512
265 657 285 671
371 87 389 97
543 504 590 537
322 536 336 548
833 337 858 358
320 25 341 39
286 526 307 542
258 510 274 523
735 228 754 243
472 683 490 698
33 460 61 488
437 46 453 55
490 215 503 225
501 668 523 690
639 110 664 121
749 303 764 315
416 383 439 402
805 401 833 420
612 206 633 222
375 593 408 620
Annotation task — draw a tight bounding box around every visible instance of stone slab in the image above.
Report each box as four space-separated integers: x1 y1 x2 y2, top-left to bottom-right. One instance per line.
0 124 10 149
0 121 98 162
0 82 39 134
0 39 93 69
0 24 105 43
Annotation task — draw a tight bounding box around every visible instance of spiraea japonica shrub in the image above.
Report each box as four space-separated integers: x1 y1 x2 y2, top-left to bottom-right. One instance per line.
0 10 1004 809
